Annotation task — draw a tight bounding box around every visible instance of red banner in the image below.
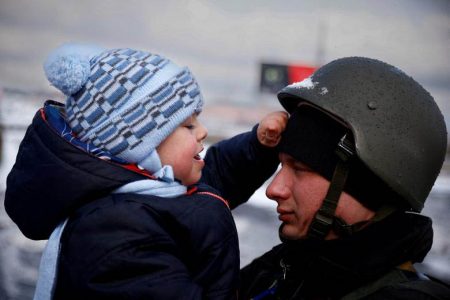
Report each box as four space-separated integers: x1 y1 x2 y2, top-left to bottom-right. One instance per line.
288 65 316 84
260 63 316 94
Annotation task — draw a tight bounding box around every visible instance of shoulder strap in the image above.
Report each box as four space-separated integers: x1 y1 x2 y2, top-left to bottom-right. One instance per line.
342 268 409 300
188 184 231 208
196 191 230 208
396 276 450 299
342 268 450 300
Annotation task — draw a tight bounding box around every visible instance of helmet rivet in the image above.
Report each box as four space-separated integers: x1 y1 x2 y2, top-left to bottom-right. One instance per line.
367 101 378 110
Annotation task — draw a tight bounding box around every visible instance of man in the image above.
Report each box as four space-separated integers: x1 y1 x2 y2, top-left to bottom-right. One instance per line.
240 57 450 299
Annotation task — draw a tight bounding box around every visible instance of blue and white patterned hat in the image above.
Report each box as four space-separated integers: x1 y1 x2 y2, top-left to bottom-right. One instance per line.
44 43 203 173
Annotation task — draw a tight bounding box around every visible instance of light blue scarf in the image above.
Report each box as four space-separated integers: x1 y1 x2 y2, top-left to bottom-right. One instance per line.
33 165 185 300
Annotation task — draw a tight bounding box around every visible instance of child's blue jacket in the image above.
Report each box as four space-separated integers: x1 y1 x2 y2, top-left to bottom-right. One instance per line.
5 100 279 299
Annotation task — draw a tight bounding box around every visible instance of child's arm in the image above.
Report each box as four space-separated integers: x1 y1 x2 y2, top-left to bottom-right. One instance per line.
201 111 287 208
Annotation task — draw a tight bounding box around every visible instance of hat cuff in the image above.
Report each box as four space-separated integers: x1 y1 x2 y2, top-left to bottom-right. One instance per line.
137 149 162 174
115 98 198 163
279 106 347 181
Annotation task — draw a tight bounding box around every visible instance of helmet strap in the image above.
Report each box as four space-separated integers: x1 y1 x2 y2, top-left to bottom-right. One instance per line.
307 134 354 239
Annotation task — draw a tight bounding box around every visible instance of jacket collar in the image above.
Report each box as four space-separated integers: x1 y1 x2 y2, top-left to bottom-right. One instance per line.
280 211 433 297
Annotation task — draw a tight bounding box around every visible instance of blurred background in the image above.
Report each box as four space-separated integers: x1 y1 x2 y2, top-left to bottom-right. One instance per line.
0 0 449 299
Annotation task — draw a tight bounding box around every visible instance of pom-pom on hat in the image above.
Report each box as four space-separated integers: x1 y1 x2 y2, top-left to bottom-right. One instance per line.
44 43 203 173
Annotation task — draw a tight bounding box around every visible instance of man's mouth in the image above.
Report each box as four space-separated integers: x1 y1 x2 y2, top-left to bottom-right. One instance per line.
278 213 293 222
277 208 293 222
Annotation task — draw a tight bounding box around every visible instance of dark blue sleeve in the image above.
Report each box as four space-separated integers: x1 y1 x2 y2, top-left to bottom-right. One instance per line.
201 125 280 209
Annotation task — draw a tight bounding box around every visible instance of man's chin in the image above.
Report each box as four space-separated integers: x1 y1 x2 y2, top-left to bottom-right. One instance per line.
279 224 292 241
279 224 306 241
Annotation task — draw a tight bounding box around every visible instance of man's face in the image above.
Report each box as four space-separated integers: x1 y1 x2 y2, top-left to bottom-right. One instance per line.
266 153 330 240
266 152 375 240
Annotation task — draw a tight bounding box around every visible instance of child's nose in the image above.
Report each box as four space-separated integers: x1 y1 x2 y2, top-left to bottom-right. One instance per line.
198 123 208 141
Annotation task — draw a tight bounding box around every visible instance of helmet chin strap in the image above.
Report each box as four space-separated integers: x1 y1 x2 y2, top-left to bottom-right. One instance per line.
307 134 355 240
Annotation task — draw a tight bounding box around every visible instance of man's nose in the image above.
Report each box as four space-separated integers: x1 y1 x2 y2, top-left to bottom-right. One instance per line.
266 168 290 201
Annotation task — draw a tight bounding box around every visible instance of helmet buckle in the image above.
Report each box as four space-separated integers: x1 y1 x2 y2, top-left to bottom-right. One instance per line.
336 134 354 162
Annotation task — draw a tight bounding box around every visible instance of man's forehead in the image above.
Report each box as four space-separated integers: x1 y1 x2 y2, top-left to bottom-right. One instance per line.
279 153 312 169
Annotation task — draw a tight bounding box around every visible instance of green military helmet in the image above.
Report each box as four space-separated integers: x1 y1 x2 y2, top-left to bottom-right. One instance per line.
278 57 447 212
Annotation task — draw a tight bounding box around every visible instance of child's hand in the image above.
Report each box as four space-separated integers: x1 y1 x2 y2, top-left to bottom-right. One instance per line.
257 111 289 147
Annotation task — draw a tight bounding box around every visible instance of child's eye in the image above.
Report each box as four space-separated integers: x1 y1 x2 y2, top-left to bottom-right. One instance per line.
184 124 195 130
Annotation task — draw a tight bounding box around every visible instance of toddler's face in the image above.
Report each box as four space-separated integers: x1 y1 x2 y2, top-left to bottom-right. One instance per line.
157 114 208 186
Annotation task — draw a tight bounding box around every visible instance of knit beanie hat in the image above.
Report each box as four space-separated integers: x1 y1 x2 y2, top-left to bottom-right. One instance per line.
44 43 203 173
279 105 404 211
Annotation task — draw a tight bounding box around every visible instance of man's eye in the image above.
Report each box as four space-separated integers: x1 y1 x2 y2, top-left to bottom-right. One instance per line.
293 167 303 173
293 165 311 173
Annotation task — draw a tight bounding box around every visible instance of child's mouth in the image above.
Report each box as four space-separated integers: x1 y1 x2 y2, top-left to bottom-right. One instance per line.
194 147 204 161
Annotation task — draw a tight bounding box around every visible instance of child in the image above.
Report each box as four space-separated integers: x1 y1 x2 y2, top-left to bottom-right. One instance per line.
4 44 287 299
